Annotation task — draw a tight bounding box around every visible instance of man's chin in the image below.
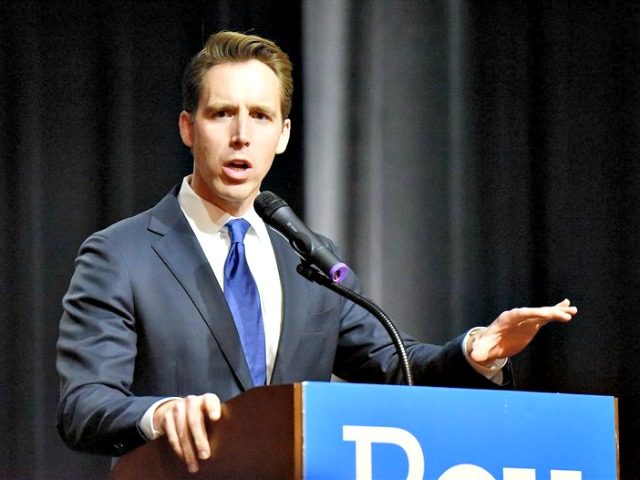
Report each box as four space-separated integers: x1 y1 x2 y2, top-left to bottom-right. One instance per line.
216 185 260 214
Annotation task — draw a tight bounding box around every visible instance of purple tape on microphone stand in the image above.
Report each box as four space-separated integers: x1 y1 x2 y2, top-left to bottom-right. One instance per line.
329 263 350 284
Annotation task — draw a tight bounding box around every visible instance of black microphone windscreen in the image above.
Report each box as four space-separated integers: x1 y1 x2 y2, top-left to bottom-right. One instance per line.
255 191 288 220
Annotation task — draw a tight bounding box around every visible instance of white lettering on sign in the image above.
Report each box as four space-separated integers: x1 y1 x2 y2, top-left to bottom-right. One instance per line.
503 468 537 480
342 425 424 480
503 468 582 480
437 465 583 480
439 464 497 479
549 471 583 480
342 425 583 480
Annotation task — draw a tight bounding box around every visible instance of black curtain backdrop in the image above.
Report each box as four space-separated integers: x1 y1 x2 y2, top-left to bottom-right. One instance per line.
465 2 640 474
1 1 639 479
0 1 303 478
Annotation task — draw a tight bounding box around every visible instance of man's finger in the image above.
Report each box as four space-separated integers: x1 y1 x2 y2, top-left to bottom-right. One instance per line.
163 405 183 461
174 398 199 473
203 393 222 422
510 305 576 322
185 395 210 461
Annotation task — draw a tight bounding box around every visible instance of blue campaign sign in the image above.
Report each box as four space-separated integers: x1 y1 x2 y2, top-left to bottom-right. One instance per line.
301 382 618 480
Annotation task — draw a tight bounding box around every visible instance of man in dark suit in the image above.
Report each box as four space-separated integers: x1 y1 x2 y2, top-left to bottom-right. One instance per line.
56 31 576 474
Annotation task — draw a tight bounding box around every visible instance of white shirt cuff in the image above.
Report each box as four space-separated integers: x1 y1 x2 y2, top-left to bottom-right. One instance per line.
462 327 508 384
138 397 180 440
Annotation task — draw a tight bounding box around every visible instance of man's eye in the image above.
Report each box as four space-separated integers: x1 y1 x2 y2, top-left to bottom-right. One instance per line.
253 112 270 121
215 110 230 118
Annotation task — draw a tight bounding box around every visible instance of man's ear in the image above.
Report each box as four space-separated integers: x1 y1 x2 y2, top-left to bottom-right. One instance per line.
178 111 194 148
275 119 291 154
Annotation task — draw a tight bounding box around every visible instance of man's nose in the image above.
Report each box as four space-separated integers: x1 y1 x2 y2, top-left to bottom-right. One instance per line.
230 114 250 147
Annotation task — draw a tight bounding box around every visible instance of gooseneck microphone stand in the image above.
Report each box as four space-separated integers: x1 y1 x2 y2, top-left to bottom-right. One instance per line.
296 261 414 386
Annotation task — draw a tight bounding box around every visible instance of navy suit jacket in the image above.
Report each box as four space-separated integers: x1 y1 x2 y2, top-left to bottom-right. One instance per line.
56 185 508 457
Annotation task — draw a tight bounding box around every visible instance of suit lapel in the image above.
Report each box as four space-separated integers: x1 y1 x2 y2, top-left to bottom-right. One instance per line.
269 228 311 384
148 189 254 391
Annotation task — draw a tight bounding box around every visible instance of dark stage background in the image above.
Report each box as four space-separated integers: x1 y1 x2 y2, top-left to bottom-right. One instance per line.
1 1 639 478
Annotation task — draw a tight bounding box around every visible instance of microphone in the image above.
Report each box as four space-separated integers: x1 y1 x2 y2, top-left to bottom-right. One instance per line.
254 191 350 283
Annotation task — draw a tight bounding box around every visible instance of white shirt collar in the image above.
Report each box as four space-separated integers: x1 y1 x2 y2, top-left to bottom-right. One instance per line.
177 175 271 242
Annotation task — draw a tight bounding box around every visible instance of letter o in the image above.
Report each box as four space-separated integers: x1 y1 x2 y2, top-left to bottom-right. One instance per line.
439 464 497 480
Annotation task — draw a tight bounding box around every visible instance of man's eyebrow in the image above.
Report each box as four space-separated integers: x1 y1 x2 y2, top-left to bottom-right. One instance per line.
251 104 278 117
249 103 280 118
202 102 236 112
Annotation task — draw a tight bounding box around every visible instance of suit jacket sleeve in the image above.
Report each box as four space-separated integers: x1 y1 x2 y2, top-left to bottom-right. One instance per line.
328 241 512 389
56 232 164 456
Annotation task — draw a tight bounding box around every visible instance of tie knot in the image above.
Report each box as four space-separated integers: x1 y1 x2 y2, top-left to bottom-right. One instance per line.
226 218 251 244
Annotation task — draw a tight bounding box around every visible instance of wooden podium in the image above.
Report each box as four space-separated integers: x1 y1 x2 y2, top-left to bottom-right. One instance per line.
110 382 618 480
110 384 301 480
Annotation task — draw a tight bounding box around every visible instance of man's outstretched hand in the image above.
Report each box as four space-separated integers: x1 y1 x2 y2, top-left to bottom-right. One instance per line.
469 299 577 365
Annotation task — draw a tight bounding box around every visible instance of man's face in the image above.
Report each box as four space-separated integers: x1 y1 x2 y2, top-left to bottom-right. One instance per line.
179 60 291 215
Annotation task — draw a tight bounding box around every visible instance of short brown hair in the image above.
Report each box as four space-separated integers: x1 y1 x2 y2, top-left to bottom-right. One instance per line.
182 31 294 119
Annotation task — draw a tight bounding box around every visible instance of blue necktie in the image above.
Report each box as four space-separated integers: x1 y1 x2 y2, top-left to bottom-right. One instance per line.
223 219 266 386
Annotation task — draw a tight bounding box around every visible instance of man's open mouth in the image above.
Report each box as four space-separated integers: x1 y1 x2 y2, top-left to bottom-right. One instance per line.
225 160 251 170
